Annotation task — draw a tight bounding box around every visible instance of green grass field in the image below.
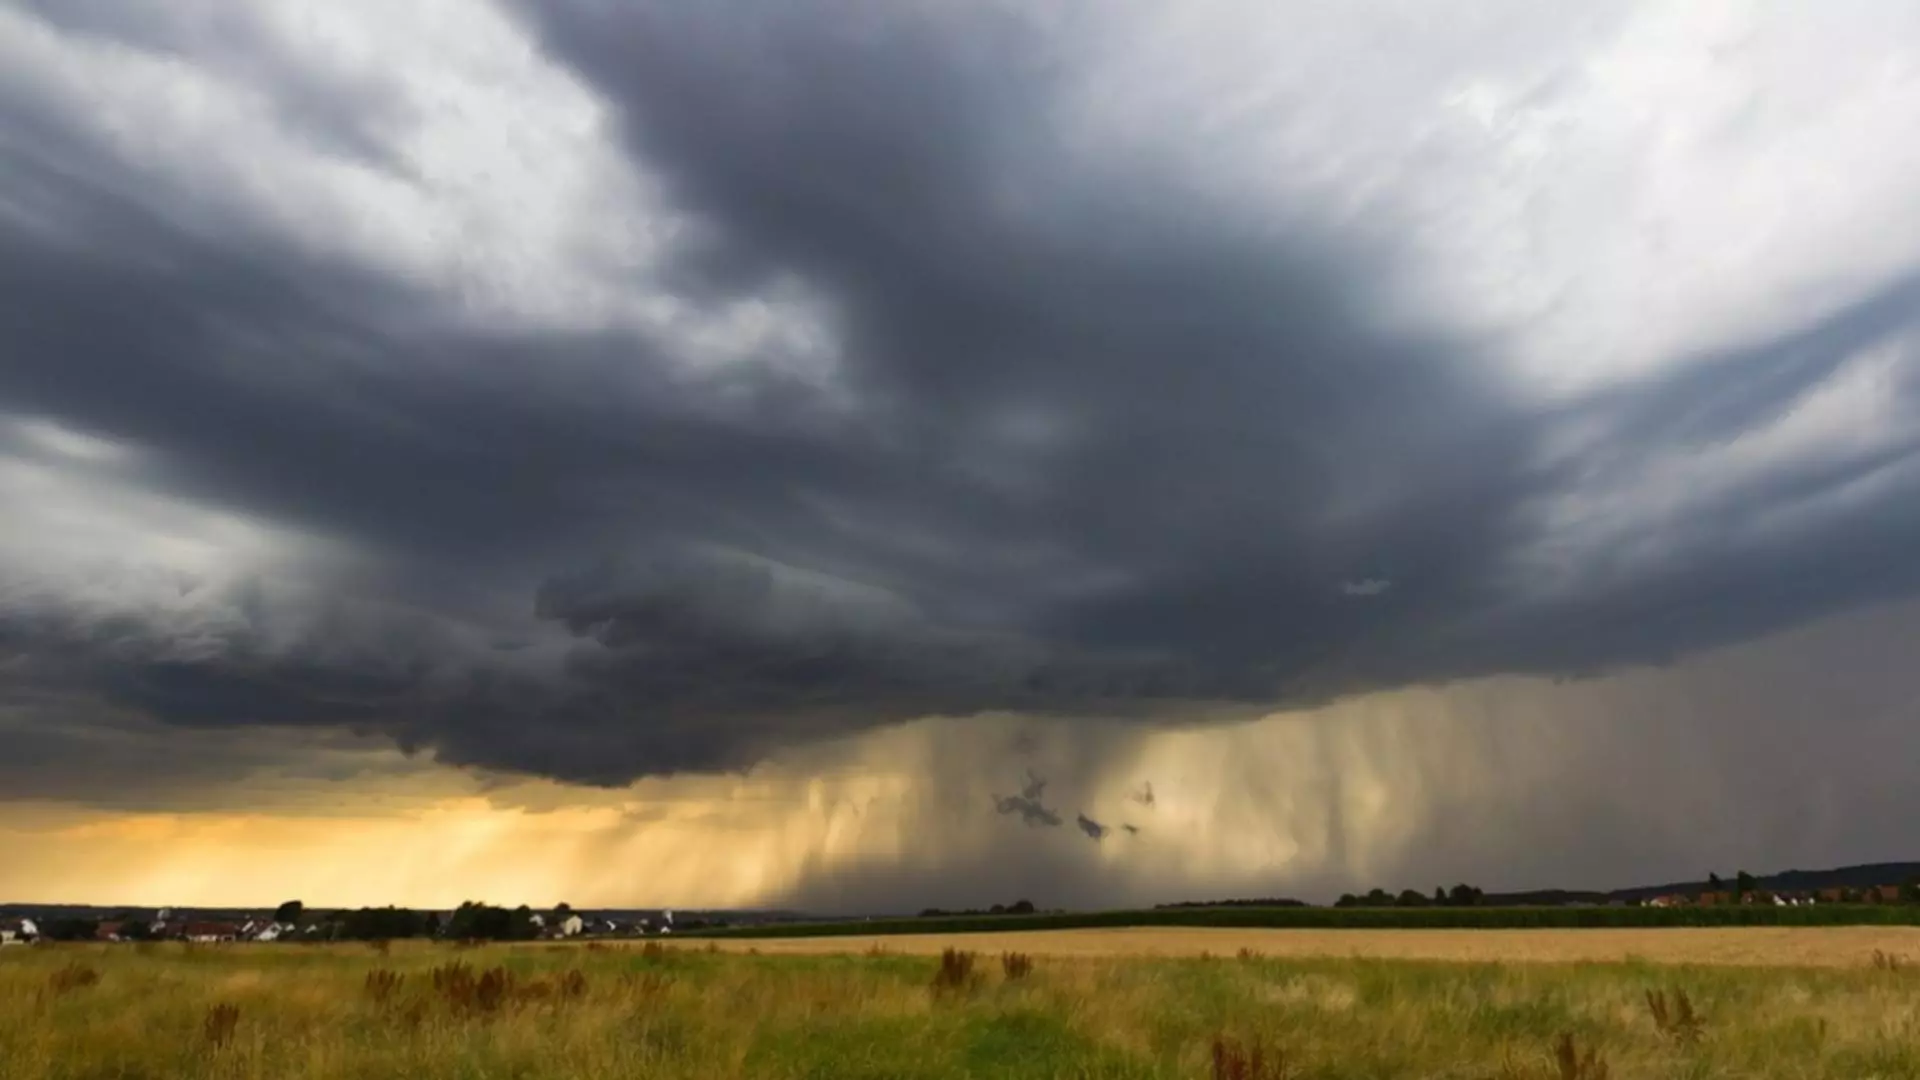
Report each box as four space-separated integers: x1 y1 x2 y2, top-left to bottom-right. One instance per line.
5 938 1918 1079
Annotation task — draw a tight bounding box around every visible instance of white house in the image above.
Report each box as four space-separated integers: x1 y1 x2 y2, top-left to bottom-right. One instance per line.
560 914 585 937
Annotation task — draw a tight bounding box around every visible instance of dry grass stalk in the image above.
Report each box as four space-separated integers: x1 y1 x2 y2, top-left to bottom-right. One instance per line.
368 938 391 956
1237 947 1263 961
619 970 672 999
46 963 100 996
1210 1036 1289 1080
1644 988 1702 1045
1001 951 1034 981
430 961 473 992
1872 949 1906 971
1552 1033 1610 1080
202 1002 240 1049
557 969 589 1001
363 968 403 1002
430 962 518 1017
640 941 669 962
930 948 978 995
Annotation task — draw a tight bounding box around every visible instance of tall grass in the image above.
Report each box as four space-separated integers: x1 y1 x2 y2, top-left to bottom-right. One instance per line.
4 940 1919 1078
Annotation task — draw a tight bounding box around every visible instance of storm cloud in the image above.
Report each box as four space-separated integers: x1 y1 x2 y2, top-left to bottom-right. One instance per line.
6 0 1920 806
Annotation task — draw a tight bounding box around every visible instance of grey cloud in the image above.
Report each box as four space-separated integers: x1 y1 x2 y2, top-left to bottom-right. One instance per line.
994 772 1063 829
1075 813 1108 841
3 0 1920 802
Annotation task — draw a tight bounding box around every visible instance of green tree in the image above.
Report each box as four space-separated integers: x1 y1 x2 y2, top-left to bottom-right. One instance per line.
1900 879 1920 904
274 900 304 924
1735 871 1756 901
1434 886 1446 905
508 905 539 941
1395 888 1429 907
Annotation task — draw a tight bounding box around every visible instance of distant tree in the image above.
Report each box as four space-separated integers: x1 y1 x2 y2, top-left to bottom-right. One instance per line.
1335 893 1359 908
1708 872 1723 890
1434 886 1447 905
1735 872 1756 901
119 920 152 942
989 904 1007 915
508 905 539 941
1446 884 1482 907
1364 888 1393 907
1395 889 1429 907
446 901 533 941
1900 879 1920 904
41 917 99 942
337 907 429 941
1008 899 1035 915
553 902 572 918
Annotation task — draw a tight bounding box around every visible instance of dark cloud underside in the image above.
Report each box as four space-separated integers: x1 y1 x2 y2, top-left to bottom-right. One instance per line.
3 0 1920 793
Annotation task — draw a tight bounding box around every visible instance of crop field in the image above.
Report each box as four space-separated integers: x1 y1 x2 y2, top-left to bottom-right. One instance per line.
696 903 1920 938
6 934 1920 1079
705 925 1920 967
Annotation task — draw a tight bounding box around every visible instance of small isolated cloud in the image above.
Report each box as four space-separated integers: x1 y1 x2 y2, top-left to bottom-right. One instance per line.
1340 578 1393 598
1128 781 1156 808
994 771 1062 828
1076 813 1109 841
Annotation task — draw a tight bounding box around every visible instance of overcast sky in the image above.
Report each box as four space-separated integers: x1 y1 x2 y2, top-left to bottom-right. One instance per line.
7 0 1920 911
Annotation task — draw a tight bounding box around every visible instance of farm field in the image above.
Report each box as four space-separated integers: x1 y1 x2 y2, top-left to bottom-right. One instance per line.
706 924 1920 967
7 936 1920 1079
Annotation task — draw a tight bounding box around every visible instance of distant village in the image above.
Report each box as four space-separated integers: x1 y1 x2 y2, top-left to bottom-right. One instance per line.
0 900 753 947
9 866 1920 947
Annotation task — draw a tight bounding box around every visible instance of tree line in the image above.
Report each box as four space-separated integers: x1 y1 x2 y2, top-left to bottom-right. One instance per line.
1334 884 1487 908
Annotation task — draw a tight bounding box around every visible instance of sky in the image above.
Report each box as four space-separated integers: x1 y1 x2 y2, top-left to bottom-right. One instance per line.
6 0 1920 912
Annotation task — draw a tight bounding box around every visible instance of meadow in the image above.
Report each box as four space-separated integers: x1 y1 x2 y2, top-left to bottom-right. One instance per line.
6 933 1920 1080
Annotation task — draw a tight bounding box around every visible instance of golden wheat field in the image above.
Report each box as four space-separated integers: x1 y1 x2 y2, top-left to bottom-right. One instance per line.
6 932 1920 1079
707 925 1920 967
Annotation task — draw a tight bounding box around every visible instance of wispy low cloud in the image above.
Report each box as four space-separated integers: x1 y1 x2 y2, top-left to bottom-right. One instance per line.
1076 813 1110 841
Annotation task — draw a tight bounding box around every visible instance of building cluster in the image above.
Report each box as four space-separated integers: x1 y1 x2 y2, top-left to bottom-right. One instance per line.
1643 886 1907 908
0 907 680 945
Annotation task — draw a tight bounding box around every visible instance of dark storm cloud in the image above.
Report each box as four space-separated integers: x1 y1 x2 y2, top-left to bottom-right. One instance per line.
5 0 1920 795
